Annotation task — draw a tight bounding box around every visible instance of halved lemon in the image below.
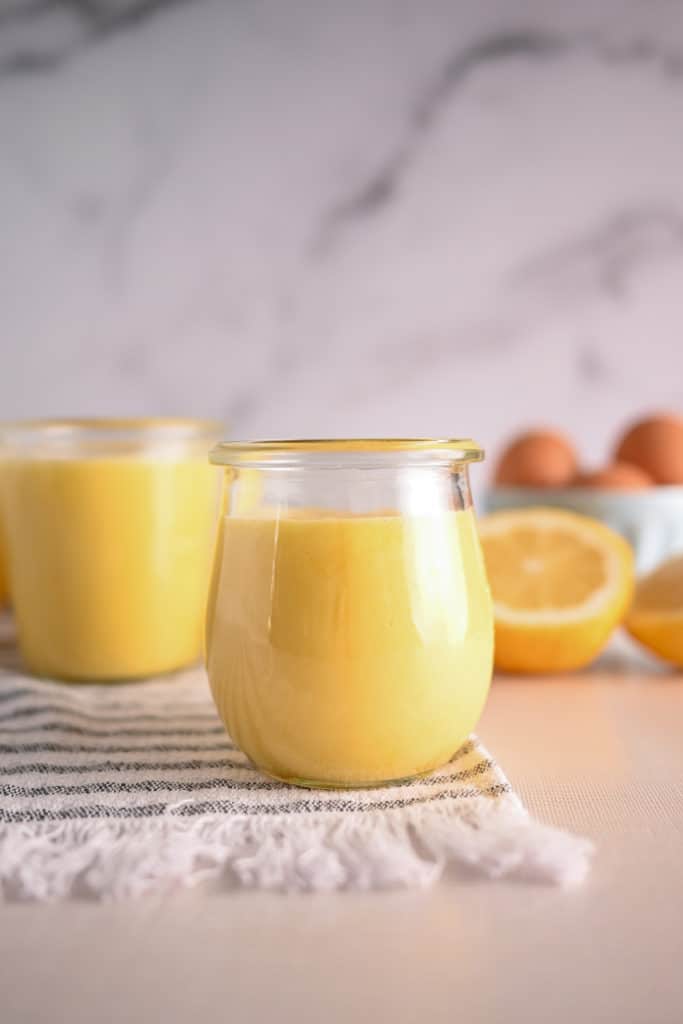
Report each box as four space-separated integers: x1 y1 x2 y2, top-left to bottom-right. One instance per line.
625 554 683 667
478 507 634 673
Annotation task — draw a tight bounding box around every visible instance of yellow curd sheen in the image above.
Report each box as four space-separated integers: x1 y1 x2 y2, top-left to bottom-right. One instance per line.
206 507 493 785
0 536 8 608
2 454 217 680
0 467 8 606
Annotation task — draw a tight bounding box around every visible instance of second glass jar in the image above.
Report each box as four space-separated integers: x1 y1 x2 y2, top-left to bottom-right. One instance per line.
1 418 221 681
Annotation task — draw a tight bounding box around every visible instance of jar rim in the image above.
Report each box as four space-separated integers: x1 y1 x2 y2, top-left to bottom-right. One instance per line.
1 417 224 456
1 417 223 437
209 438 484 466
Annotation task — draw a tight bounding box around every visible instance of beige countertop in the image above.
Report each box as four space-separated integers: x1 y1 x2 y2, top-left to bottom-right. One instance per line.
3 649 683 1024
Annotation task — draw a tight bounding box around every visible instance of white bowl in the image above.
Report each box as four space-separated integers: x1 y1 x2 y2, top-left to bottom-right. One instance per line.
484 486 683 575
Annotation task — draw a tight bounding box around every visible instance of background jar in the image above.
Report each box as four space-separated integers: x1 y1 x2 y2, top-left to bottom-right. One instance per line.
0 418 221 681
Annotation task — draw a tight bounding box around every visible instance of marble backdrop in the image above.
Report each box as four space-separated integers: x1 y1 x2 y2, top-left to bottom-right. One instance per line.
2 0 683 480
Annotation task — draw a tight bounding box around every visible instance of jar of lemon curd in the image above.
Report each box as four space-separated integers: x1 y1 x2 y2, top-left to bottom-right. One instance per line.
205 439 493 788
0 418 221 681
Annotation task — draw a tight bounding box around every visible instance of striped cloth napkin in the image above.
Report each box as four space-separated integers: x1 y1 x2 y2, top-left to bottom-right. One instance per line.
0 665 592 900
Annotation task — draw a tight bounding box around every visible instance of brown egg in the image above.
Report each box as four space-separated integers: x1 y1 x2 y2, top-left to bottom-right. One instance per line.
615 414 683 484
494 430 578 488
574 461 653 490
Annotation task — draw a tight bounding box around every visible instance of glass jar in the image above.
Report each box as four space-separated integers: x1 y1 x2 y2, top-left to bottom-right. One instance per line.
206 439 493 788
0 418 221 681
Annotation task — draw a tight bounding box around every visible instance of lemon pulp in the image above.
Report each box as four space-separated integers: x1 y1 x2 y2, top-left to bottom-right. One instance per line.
479 508 634 673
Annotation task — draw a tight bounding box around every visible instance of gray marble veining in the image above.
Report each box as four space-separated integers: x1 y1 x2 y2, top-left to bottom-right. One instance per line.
0 0 205 76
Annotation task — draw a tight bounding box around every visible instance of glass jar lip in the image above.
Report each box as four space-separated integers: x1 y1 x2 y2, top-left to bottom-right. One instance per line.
209 437 484 466
2 416 223 436
1 417 224 456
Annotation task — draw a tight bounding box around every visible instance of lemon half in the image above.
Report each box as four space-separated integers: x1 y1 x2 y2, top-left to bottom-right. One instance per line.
479 507 634 673
625 554 683 667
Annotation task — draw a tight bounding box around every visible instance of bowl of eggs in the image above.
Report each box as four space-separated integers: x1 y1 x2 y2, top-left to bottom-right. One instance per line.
486 413 683 574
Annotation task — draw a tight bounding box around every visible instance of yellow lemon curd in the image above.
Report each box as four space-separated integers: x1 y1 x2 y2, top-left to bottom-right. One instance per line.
206 507 493 786
0 465 9 607
2 454 218 680
0 533 8 608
